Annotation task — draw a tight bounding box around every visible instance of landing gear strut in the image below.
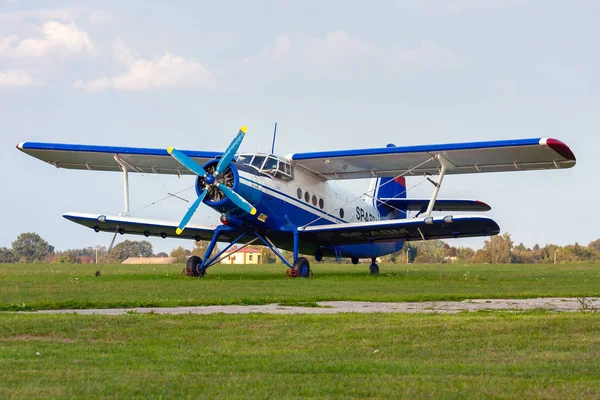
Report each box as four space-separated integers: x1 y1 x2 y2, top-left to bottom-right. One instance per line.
369 257 379 275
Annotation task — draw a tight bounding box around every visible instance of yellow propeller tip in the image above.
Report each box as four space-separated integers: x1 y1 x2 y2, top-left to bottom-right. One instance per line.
240 126 247 133
167 147 174 154
250 208 257 215
176 228 183 235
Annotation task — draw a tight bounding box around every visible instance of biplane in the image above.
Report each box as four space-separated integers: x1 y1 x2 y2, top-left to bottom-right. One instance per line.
17 127 576 276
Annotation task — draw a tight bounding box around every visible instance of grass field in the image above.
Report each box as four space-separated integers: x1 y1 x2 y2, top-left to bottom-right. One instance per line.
1 312 599 399
2 263 599 398
1 262 599 311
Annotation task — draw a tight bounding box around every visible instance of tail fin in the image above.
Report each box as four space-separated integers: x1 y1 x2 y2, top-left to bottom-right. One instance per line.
371 176 407 220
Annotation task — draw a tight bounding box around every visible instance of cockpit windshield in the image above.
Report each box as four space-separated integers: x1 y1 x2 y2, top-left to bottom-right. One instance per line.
236 153 293 180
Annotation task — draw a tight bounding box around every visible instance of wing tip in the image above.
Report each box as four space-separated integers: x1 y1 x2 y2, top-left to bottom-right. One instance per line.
542 138 576 162
475 200 492 211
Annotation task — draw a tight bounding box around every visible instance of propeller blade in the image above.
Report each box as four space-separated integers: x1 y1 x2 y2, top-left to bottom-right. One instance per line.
176 189 208 235
167 147 207 176
217 183 257 215
216 126 246 174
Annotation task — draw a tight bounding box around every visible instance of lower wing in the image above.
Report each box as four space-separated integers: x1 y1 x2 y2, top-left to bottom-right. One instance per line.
298 215 500 245
63 212 244 242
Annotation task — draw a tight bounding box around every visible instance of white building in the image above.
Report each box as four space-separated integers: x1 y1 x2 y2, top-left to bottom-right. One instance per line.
220 246 262 264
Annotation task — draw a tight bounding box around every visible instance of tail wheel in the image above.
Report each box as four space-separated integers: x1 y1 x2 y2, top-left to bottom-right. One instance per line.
186 255 206 277
292 257 311 278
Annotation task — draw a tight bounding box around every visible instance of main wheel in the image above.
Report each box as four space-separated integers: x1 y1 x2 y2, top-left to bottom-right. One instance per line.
369 263 380 275
186 256 206 277
292 257 311 278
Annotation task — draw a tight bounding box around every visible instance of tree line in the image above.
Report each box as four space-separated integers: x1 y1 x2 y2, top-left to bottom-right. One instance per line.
1 232 600 264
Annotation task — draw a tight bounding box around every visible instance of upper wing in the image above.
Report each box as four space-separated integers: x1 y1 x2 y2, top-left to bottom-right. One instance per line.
290 138 576 180
17 142 221 175
63 212 247 242
298 215 500 245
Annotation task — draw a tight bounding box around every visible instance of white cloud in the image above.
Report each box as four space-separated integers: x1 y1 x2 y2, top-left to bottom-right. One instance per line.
0 34 18 52
243 34 292 65
12 20 93 57
0 69 33 87
304 30 371 66
74 40 212 92
244 31 455 77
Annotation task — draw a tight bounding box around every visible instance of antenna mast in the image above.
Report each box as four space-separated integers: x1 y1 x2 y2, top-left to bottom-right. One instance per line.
270 122 278 154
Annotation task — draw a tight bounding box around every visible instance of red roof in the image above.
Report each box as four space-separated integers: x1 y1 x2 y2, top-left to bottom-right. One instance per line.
223 246 261 255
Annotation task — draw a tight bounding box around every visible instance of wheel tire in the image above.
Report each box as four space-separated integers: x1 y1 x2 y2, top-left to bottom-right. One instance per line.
369 264 380 275
351 256 359 265
314 250 323 262
292 257 311 278
186 256 206 277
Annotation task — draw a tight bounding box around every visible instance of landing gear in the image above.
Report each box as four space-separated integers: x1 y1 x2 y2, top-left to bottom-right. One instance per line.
369 257 379 275
292 257 311 278
186 256 206 277
315 250 323 262
351 256 359 265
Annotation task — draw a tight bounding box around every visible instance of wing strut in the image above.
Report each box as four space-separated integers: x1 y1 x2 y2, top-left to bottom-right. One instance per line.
423 155 454 218
114 156 131 216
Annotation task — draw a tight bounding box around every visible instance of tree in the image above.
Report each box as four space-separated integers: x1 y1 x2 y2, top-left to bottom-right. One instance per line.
0 247 15 263
191 240 219 260
107 240 153 262
170 246 188 263
456 247 475 263
405 240 447 264
588 238 600 253
477 233 513 264
11 233 54 263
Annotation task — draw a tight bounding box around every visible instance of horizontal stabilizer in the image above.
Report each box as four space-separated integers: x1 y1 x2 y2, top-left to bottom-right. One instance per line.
299 214 499 245
378 198 491 213
63 213 244 242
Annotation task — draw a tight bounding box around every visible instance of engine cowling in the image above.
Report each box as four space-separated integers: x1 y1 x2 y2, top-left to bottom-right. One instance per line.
195 160 239 209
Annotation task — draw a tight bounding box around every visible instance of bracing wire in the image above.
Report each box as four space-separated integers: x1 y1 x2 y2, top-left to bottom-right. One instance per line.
299 156 437 229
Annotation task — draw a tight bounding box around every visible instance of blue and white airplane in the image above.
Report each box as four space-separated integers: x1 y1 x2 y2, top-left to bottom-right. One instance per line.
17 127 576 277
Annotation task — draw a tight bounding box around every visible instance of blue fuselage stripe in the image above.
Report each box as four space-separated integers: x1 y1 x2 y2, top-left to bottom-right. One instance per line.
238 176 346 224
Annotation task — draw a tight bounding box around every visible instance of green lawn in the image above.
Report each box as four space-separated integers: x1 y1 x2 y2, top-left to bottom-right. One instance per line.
1 312 598 399
0 262 599 311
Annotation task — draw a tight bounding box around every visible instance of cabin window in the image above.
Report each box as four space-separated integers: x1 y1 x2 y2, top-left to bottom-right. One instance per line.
304 191 310 203
319 198 324 209
312 195 317 206
339 208 345 219
297 188 302 199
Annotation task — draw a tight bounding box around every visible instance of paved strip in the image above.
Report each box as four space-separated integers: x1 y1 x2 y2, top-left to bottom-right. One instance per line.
19 298 600 315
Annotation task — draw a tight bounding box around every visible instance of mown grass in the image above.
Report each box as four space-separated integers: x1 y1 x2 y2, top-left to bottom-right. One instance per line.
0 262 599 311
1 312 599 399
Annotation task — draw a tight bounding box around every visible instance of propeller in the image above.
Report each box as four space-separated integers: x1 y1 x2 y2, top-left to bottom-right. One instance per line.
167 126 257 235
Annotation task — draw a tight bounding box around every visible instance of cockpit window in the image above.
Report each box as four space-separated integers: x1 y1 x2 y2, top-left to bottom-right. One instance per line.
263 156 278 170
251 156 266 169
236 153 293 181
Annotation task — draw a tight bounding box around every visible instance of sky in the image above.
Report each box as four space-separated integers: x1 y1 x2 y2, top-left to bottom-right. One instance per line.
1 0 597 254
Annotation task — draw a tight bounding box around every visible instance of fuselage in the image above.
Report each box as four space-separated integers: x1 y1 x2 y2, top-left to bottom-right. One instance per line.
205 153 404 259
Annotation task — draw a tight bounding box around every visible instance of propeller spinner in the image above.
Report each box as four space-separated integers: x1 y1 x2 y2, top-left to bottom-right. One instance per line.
167 126 257 235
